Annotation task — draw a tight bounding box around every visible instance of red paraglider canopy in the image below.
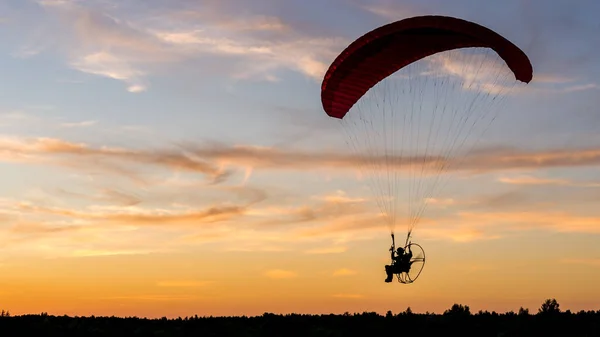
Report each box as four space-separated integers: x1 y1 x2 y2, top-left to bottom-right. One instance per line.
321 15 533 119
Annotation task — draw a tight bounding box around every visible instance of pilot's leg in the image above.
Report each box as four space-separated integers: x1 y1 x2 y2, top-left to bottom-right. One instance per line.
384 265 393 283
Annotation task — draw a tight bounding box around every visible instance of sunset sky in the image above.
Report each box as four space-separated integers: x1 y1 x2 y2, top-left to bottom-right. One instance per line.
1 0 600 318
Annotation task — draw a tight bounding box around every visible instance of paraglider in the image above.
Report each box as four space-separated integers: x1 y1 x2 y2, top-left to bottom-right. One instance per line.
320 15 533 284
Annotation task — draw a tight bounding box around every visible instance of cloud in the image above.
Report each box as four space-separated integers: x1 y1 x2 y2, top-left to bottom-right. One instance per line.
3 179 600 259
0 137 231 185
359 1 424 20
60 120 98 128
397 33 597 97
169 10 292 33
185 142 600 177
313 190 366 204
4 127 600 255
0 111 44 127
0 188 374 256
332 268 358 276
291 198 600 243
454 211 600 235
186 142 600 175
3 136 600 205
498 175 600 188
153 28 343 81
467 190 532 210
424 198 456 207
247 190 376 231
264 269 297 279
30 0 347 91
415 209 599 243
127 84 147 93
97 189 142 206
16 202 247 227
70 52 149 92
54 188 142 207
30 1 174 91
294 212 388 239
498 175 569 186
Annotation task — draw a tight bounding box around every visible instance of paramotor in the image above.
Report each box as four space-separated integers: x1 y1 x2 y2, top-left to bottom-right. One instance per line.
320 15 533 283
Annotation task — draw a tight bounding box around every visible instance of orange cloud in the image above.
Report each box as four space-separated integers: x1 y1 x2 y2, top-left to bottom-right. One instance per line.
9 221 82 235
0 137 231 184
3 136 600 188
55 188 142 206
2 172 598 260
0 188 378 257
498 175 569 185
456 210 600 234
15 202 247 227
498 175 600 188
167 142 600 177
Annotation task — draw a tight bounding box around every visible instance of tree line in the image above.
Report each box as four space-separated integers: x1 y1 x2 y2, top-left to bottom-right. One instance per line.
0 298 598 336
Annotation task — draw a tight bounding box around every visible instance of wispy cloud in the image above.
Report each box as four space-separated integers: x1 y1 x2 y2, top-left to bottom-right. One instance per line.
51 188 141 207
60 120 98 128
0 111 43 127
31 0 347 91
0 137 232 185
498 175 569 186
359 1 423 20
16 202 248 227
2 179 600 260
424 198 456 208
454 211 600 235
498 175 600 188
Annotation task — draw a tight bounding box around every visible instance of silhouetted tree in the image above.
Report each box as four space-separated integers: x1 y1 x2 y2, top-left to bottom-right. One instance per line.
538 298 560 315
444 304 471 316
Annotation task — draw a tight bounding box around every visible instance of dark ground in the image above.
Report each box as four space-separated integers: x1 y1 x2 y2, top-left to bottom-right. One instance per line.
0 299 598 336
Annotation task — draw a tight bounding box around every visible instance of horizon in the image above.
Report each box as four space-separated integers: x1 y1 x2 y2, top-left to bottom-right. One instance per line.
1 0 600 319
0 298 586 318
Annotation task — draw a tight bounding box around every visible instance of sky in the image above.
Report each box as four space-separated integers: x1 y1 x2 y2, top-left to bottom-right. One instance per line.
0 0 600 318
